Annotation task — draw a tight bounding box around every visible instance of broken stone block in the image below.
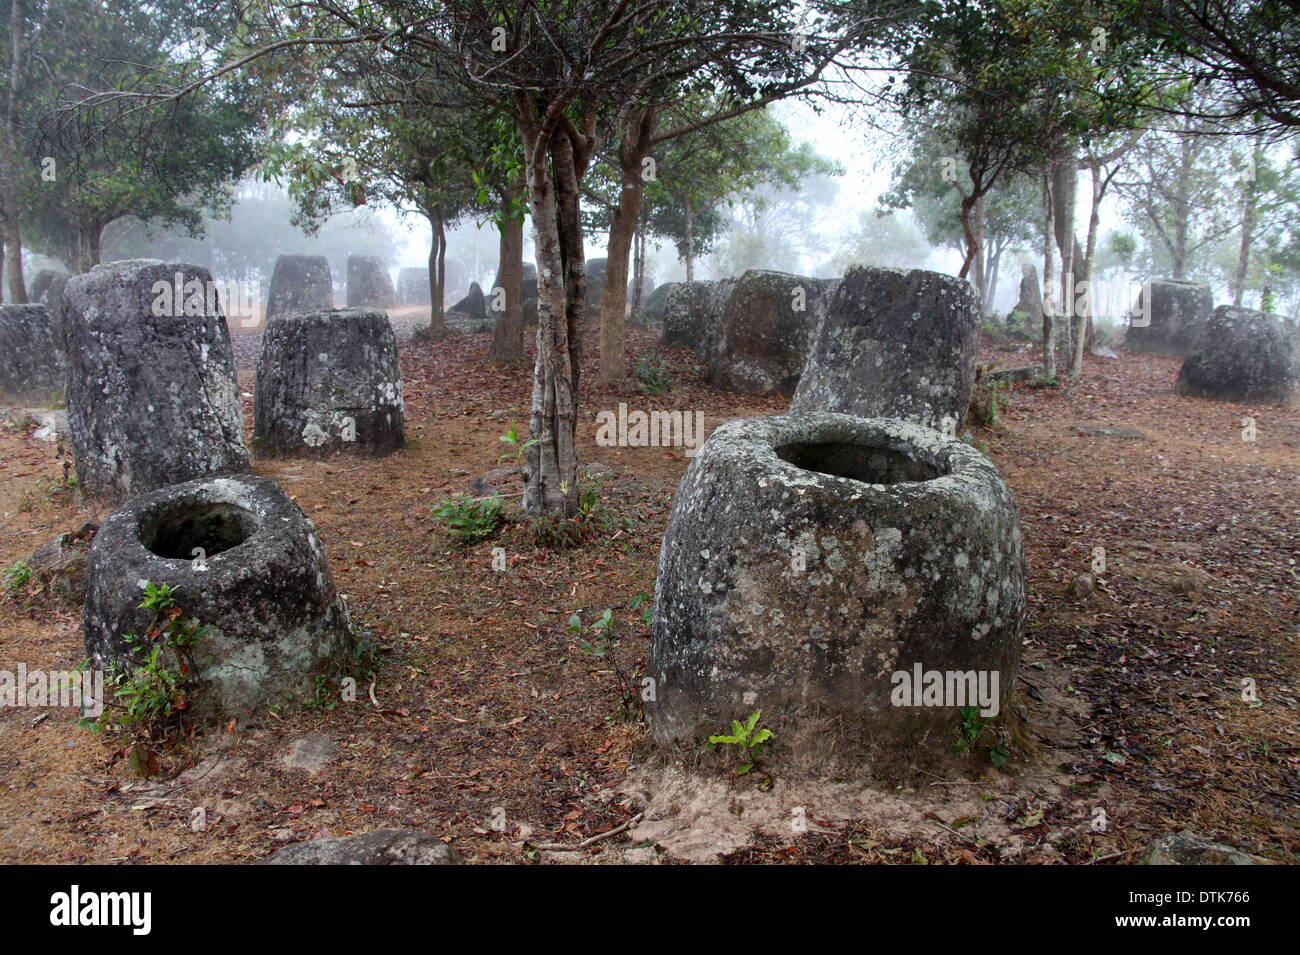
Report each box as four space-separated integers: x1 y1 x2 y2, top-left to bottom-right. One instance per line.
791 266 981 432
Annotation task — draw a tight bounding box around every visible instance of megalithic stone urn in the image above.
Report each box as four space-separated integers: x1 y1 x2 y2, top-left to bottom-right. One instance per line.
647 412 1026 775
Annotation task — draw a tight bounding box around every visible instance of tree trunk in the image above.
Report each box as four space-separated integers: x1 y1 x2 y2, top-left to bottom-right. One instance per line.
630 213 646 325
488 186 524 363
1053 154 1078 373
972 195 988 310
1071 165 1104 373
958 193 978 279
1233 137 1263 306
598 106 655 387
684 196 695 282
86 221 102 269
1041 166 1056 380
520 115 584 518
427 206 446 337
985 237 1004 315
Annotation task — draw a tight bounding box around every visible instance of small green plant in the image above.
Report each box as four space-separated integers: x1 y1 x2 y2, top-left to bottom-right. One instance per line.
630 592 653 628
950 705 1009 766
529 484 622 549
707 709 775 775
568 607 639 719
498 423 538 465
634 353 673 395
2 559 31 593
82 581 211 776
433 494 504 546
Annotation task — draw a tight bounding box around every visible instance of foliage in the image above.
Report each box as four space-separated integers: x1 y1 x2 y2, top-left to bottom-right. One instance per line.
81 581 210 777
2 559 31 594
951 705 1010 766
707 709 775 776
432 494 504 546
530 486 621 549
567 606 640 721
633 354 673 396
498 423 538 466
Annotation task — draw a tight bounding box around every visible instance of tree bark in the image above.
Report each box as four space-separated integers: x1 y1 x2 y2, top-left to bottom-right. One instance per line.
2 0 27 303
684 196 695 282
598 106 656 386
519 109 585 519
426 205 446 337
1232 137 1263 306
1042 165 1057 380
972 195 988 309
1052 154 1078 373
488 184 524 363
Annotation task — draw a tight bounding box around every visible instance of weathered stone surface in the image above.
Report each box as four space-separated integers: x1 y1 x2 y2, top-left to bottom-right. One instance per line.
345 255 396 308
92 258 164 272
396 267 431 305
29 520 100 604
1126 279 1213 356
266 255 334 323
1145 831 1266 865
1071 423 1148 439
281 733 340 773
258 829 460 865
791 266 981 431
585 257 607 312
29 269 67 304
1175 305 1300 407
255 308 405 458
450 282 486 320
710 271 835 395
638 282 677 331
647 412 1026 774
981 364 1043 386
1010 262 1041 322
63 262 249 499
469 465 520 498
660 279 736 364
0 304 65 404
84 474 354 721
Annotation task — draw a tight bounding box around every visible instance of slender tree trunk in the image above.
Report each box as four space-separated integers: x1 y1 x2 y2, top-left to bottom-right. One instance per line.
1233 138 1263 306
520 115 584 518
1042 166 1057 380
958 193 979 279
488 185 524 363
630 212 646 324
599 106 655 386
2 0 26 303
985 238 1004 315
972 195 987 309
1053 155 1078 373
427 206 446 337
86 222 102 268
684 196 695 282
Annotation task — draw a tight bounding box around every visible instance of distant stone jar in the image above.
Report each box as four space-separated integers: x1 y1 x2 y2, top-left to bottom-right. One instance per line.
254 308 405 458
647 412 1026 775
83 474 354 721
266 254 334 323
1175 305 1299 407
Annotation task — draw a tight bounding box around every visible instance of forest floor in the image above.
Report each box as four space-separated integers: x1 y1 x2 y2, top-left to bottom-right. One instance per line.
0 316 1296 864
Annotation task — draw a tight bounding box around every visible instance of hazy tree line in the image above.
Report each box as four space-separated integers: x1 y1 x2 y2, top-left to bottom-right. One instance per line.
3 0 1297 515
